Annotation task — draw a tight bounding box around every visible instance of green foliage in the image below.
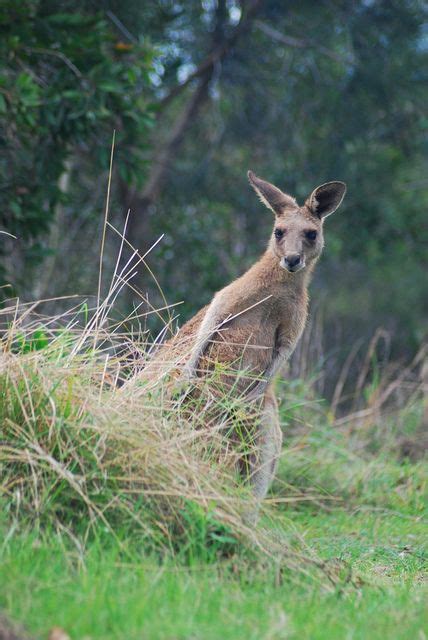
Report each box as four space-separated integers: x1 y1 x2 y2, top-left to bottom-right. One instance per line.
13 327 49 353
0 0 155 290
1 0 426 369
147 0 427 347
175 500 239 563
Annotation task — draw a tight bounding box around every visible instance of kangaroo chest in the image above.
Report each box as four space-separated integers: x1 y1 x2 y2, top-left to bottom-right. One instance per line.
218 288 308 377
268 290 308 371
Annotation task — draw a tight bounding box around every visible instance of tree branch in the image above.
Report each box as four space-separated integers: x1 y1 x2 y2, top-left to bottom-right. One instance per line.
158 0 263 112
255 20 354 65
120 1 264 302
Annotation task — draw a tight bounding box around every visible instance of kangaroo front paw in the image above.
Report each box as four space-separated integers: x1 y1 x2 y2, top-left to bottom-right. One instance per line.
246 380 267 402
171 372 195 405
180 362 198 383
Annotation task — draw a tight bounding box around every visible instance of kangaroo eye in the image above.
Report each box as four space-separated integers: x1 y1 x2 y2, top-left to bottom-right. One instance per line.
305 230 317 241
274 228 284 239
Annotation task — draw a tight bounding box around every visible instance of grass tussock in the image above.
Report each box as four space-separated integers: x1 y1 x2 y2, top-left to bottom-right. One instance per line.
0 289 426 583
0 300 323 576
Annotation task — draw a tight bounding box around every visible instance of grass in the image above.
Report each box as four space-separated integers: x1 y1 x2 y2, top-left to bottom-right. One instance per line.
1 499 426 639
0 300 426 639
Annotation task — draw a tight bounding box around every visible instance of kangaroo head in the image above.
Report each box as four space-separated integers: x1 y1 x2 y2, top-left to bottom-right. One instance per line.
248 171 346 273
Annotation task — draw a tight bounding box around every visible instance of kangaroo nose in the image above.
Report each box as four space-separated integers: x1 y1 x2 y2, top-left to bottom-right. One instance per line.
285 254 301 269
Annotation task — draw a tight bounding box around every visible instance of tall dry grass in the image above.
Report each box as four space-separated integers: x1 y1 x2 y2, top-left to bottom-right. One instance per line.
2 292 341 588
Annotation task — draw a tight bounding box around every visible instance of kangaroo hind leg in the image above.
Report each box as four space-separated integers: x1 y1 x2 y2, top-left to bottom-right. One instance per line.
250 386 282 502
240 387 282 525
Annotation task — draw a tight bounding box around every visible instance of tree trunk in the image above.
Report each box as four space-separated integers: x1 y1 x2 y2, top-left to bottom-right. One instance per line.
120 0 263 304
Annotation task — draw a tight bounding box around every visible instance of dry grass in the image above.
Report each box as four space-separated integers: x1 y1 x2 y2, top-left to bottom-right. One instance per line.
1 296 335 587
2 296 424 600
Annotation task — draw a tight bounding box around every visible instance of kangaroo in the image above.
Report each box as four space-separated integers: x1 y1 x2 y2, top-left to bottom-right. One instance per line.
148 171 346 509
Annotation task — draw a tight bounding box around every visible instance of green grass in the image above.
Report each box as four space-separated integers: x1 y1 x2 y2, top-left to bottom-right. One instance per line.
1 311 426 639
1 426 426 640
1 501 426 640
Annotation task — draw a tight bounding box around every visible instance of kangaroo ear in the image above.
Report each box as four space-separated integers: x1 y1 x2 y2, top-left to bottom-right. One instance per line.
306 181 347 219
248 170 296 216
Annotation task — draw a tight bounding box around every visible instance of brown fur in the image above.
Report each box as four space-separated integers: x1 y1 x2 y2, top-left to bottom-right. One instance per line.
142 171 346 513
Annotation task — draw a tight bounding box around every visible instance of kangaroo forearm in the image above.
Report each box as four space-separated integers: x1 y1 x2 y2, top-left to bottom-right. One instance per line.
246 345 291 400
263 343 292 380
184 292 229 375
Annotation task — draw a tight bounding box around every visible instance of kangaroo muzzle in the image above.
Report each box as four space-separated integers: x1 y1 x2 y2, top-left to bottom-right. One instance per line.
281 254 305 273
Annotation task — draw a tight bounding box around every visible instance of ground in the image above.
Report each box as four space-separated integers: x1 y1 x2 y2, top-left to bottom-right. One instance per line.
1 423 426 640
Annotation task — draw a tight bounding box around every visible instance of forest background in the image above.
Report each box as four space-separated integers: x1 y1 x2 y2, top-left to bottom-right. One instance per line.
1 0 427 399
